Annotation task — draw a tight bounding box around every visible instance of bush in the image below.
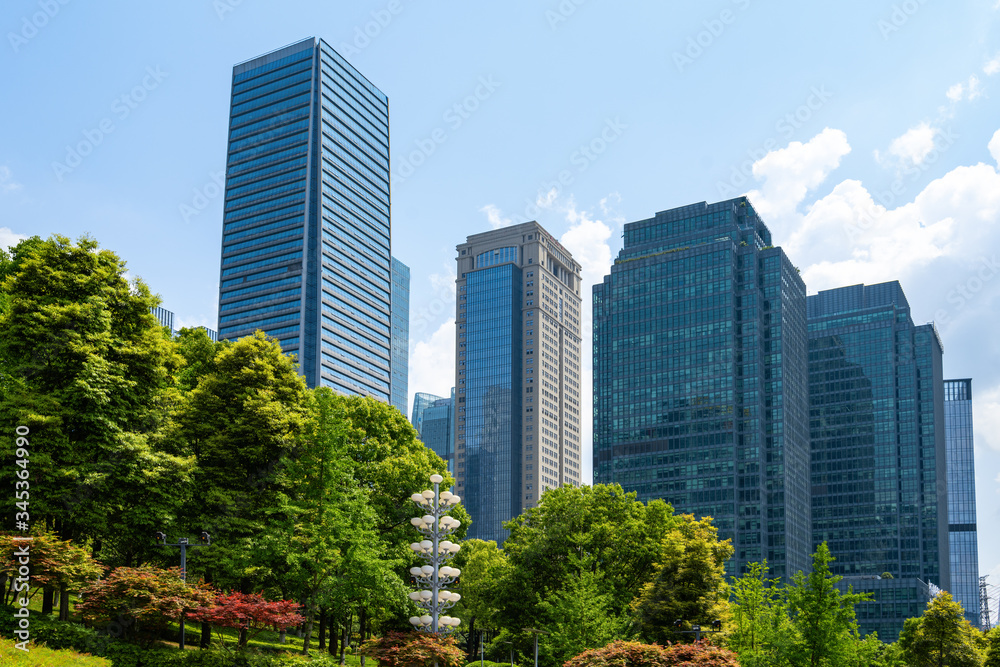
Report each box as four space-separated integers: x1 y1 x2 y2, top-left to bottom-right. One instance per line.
362 631 465 667
564 640 739 667
466 661 519 667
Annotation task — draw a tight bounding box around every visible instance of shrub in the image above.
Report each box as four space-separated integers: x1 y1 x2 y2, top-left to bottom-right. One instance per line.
76 565 215 646
466 661 519 667
362 631 465 667
564 640 739 667
188 592 304 650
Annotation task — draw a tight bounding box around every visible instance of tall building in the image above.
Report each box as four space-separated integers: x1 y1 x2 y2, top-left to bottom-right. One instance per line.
593 197 811 580
412 389 456 472
391 257 410 415
456 222 583 543
216 37 398 401
808 282 949 640
944 378 980 627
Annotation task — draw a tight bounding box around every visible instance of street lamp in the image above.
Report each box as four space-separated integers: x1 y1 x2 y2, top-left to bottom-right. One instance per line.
525 628 550 667
407 474 463 634
156 531 211 649
672 618 722 642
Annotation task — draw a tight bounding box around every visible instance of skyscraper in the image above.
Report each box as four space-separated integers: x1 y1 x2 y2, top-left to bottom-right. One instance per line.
593 197 811 580
944 378 980 627
216 37 401 401
411 389 455 472
456 222 583 543
808 282 949 640
391 257 410 414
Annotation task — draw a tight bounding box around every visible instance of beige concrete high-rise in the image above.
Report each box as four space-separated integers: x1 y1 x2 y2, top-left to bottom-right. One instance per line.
455 222 582 543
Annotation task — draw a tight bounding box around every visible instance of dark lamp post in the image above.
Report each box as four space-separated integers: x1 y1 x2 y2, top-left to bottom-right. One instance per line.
156 531 211 649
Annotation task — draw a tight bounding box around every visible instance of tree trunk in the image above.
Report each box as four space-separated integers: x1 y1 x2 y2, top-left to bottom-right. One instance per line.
359 607 367 667
279 629 287 644
58 585 70 621
318 609 327 650
200 622 212 649
238 626 248 649
329 615 339 655
302 597 316 655
467 617 477 661
42 586 54 615
340 612 351 665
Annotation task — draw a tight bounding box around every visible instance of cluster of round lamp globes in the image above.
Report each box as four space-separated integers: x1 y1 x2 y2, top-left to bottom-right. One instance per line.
406 474 463 633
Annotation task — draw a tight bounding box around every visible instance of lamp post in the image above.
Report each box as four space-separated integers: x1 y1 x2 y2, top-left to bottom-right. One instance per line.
672 618 722 642
407 474 463 634
156 531 211 650
525 628 550 667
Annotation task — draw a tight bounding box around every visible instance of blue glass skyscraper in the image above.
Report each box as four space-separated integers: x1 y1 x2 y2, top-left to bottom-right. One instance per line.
411 389 455 472
456 223 583 543
593 198 811 579
217 37 400 401
391 257 410 414
944 378 980 627
808 282 949 640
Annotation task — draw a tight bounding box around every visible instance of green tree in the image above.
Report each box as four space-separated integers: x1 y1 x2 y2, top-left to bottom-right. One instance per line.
0 235 188 554
174 330 310 591
728 560 794 667
537 569 626 665
452 539 509 660
984 626 1000 667
785 543 871 667
898 591 984 667
631 514 733 644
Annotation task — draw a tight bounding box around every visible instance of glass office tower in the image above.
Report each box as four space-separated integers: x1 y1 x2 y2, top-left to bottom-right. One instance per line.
411 389 455 472
808 282 949 640
217 37 399 400
593 197 811 579
456 223 583 543
391 257 410 414
944 378 980 627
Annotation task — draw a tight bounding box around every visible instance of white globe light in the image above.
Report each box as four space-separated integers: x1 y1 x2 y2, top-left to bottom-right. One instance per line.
451 593 462 602
419 590 432 600
410 542 421 552
410 517 422 526
409 616 421 625
410 493 424 503
440 491 454 501
420 615 433 625
430 474 444 484
422 514 435 525
452 567 461 576
439 566 454 577
409 567 421 576
421 565 434 575
451 618 461 627
451 495 461 504
421 490 435 499
420 540 433 550
451 543 461 553
440 540 454 551
408 592 421 601
451 520 462 529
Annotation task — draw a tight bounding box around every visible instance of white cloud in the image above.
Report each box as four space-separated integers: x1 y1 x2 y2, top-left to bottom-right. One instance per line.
946 75 986 102
480 204 513 230
175 314 216 331
408 317 456 410
986 54 1000 76
976 385 1000 454
0 166 22 194
560 200 613 288
990 129 1000 165
745 128 851 236
887 122 939 166
947 82 965 102
0 227 28 251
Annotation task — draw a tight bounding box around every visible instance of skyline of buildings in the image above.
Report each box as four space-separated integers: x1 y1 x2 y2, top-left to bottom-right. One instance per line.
152 36 983 636
592 197 812 579
455 222 583 543
807 282 949 640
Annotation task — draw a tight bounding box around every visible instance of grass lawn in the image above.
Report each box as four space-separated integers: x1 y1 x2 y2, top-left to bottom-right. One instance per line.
0 637 110 667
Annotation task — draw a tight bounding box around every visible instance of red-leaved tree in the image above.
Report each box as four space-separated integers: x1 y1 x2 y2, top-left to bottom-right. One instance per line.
188 591 304 649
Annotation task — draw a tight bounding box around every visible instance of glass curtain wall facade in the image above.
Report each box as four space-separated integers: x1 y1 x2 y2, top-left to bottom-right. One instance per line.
422 389 456 472
593 197 811 579
456 222 583 543
411 392 445 434
217 37 394 400
391 257 410 415
808 282 949 640
944 378 980 627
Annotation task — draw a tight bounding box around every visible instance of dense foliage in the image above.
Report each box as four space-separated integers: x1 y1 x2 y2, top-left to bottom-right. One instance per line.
361 631 465 667
564 640 740 667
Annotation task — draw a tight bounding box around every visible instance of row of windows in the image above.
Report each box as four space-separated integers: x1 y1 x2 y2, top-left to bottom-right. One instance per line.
219 298 299 324
220 251 302 277
222 239 302 266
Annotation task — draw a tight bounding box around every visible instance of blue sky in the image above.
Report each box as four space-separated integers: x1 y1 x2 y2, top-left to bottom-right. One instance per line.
2 1 1000 611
